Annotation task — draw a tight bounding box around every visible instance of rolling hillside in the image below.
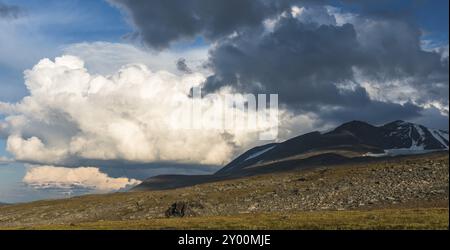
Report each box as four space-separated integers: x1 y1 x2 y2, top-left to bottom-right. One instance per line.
0 151 448 229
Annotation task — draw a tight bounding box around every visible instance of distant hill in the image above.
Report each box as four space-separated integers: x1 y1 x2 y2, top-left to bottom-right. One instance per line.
134 120 448 191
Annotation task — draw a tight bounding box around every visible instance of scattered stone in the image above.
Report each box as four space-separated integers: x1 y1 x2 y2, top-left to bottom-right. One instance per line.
164 201 203 218
165 202 197 218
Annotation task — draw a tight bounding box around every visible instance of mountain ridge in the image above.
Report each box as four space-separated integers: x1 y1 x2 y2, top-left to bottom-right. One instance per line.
133 120 448 191
215 120 448 176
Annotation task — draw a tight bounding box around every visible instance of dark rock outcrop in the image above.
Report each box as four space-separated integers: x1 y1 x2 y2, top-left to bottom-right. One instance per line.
165 201 203 217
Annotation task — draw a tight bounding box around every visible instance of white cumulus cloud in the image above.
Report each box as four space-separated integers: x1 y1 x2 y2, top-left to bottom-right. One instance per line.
1 55 305 166
23 165 141 192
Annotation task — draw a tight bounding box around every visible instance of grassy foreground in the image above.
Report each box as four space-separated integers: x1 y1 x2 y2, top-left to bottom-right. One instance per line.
2 208 448 230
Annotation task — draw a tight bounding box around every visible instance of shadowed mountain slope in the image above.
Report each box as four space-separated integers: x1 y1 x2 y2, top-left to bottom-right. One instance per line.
133 120 448 191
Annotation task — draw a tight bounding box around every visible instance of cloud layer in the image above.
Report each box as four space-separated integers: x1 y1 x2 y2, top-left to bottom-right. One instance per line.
23 165 140 192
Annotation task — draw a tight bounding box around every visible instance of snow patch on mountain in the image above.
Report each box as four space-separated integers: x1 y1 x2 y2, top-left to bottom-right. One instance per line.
430 129 449 149
244 145 277 161
409 124 425 150
363 152 387 157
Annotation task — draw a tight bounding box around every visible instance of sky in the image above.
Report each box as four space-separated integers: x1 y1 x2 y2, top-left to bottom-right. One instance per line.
0 0 448 203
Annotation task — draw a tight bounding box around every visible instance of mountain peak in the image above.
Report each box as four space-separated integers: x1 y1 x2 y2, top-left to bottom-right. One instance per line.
383 120 410 127
343 120 371 126
332 120 377 134
391 120 407 125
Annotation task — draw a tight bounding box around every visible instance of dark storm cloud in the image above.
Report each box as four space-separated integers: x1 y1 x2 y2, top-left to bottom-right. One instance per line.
354 17 447 82
201 10 447 118
108 0 324 49
110 0 448 126
350 14 449 110
319 101 423 126
109 0 267 48
203 18 369 109
0 1 20 19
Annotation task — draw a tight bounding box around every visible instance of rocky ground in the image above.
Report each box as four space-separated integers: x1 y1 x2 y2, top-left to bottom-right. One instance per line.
0 152 448 228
